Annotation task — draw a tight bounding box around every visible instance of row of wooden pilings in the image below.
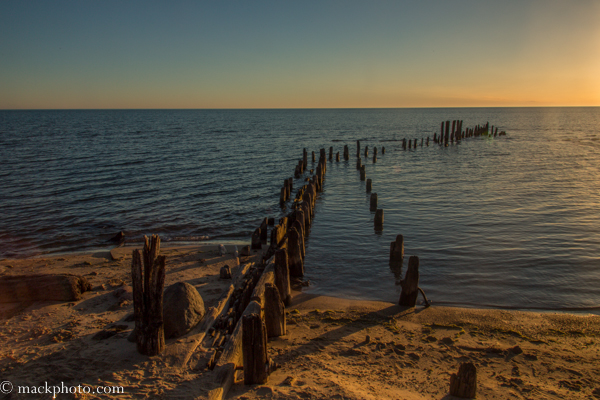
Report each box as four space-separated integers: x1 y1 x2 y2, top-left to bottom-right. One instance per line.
203 147 328 399
400 120 506 150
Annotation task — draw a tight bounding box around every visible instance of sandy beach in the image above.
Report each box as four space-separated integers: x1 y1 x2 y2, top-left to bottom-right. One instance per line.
1 245 599 399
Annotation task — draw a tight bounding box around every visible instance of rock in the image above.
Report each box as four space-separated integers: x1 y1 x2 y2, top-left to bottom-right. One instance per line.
109 231 125 243
112 285 133 301
163 282 205 339
509 345 523 355
109 248 123 261
220 265 232 279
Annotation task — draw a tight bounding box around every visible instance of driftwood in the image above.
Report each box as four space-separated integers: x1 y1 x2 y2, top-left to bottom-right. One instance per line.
132 235 166 356
449 362 477 398
398 255 419 307
0 274 91 303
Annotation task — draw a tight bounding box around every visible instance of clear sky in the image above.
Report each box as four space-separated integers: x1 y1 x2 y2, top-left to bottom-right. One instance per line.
1 0 599 109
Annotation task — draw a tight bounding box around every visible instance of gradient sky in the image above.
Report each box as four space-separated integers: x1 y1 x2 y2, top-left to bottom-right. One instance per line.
1 0 599 109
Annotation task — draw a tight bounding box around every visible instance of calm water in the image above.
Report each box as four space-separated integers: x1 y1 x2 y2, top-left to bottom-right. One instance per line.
1 108 599 313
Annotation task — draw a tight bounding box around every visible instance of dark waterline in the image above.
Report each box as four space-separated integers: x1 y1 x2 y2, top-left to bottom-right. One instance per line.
1 108 599 313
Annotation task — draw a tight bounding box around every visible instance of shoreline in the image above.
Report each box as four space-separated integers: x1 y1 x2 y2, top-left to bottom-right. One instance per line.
1 245 599 399
1 243 598 317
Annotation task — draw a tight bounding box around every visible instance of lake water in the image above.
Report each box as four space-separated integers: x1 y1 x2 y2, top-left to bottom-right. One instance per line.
1 108 599 313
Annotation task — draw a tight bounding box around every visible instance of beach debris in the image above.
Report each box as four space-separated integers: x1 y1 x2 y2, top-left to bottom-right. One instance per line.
0 273 92 303
374 209 384 230
449 362 477 398
220 265 232 279
163 281 205 339
219 244 227 256
131 234 166 355
399 256 420 307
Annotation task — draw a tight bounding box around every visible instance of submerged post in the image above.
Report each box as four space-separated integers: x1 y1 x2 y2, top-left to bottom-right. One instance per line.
374 209 384 230
389 234 404 266
369 193 378 211
366 178 372 193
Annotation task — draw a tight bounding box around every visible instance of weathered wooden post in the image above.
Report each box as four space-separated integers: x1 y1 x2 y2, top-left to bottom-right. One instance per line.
274 249 291 306
382 146 385 154
420 138 423 147
408 139 411 149
445 120 450 144
402 138 407 150
373 153 377 163
399 256 419 307
360 165 366 181
260 218 268 242
366 178 372 193
329 146 333 161
449 362 477 399
279 187 286 206
264 282 286 337
364 146 368 158
132 235 166 356
292 219 305 260
389 234 404 266
251 228 262 250
242 312 269 384
369 193 377 211
311 151 315 162
288 226 304 277
356 157 362 170
414 138 417 148
303 148 308 170
374 209 384 230
344 145 349 160
336 152 340 162
357 140 360 157
288 177 293 192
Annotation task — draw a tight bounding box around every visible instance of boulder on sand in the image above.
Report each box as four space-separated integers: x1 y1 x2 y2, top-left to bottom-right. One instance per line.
163 282 205 339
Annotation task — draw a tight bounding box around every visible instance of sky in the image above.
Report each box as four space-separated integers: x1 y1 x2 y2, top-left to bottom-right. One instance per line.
1 0 599 109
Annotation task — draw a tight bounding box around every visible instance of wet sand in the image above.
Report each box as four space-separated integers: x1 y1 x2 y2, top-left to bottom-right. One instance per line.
1 246 599 399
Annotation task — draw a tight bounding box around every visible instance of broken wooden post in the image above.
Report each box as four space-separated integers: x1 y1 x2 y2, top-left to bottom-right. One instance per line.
399 255 419 307
449 362 477 399
260 218 268 242
242 313 269 385
287 226 304 277
220 265 232 279
366 178 372 193
279 187 286 206
274 249 291 306
264 283 286 337
132 235 166 356
364 146 368 158
360 165 366 181
251 228 262 250
369 193 378 212
389 234 404 266
374 209 384 230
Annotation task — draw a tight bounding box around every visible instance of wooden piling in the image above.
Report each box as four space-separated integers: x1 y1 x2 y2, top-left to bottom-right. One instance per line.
369 193 377 212
382 146 385 154
311 151 315 162
242 313 268 385
260 218 268 242
357 140 360 157
360 165 366 181
374 209 384 229
449 362 477 399
251 228 262 250
366 178 372 193
357 157 362 170
132 235 166 356
274 249 291 306
398 255 419 307
344 145 349 161
364 146 368 158
389 234 404 266
373 153 377 163
287 226 304 277
329 146 333 161
336 152 340 162
264 283 285 338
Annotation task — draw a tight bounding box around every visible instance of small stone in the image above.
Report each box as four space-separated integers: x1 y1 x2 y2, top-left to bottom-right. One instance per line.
509 345 523 355
365 335 371 344
282 376 296 386
89 271 98 276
